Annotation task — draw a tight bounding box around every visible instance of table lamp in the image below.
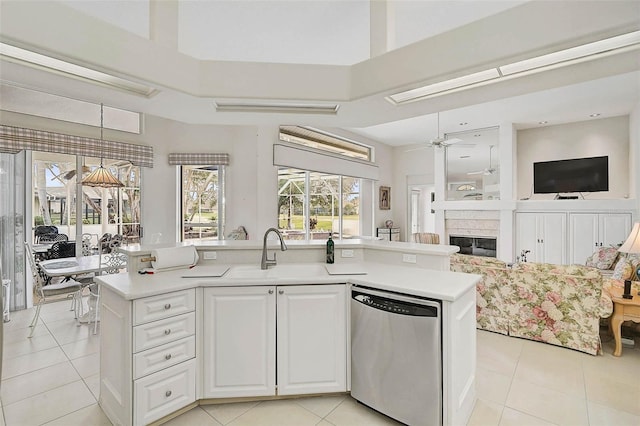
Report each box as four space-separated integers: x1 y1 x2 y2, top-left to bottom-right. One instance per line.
618 222 640 299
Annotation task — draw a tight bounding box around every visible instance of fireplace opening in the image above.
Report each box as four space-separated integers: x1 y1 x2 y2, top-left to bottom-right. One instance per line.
449 235 497 258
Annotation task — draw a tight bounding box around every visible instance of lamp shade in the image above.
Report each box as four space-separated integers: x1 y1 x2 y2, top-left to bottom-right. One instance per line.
618 222 640 254
82 165 125 188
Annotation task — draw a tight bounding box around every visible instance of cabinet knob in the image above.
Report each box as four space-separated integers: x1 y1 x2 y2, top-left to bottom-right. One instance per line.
165 354 172 360
165 390 172 398
164 329 171 335
164 303 171 310
278 290 284 295
268 289 274 294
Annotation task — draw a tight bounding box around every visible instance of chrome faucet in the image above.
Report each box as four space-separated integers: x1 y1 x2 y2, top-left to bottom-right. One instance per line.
261 228 288 269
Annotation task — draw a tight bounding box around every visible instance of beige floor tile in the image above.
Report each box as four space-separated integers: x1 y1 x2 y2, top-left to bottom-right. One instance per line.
324 397 402 426
228 400 321 426
476 331 523 377
2 332 59 360
3 380 96 425
587 401 640 426
60 336 100 360
316 421 335 426
42 403 112 426
294 395 347 418
582 339 640 389
584 371 640 416
498 407 557 426
83 373 100 400
3 321 50 344
505 378 589 425
513 341 586 398
45 317 96 345
476 366 512 405
164 406 223 426
1 361 80 405
71 352 100 378
466 399 503 426
1 346 68 380
201 401 260 424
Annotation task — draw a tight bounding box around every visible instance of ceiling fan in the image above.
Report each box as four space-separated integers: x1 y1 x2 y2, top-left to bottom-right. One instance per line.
467 145 496 175
405 112 464 152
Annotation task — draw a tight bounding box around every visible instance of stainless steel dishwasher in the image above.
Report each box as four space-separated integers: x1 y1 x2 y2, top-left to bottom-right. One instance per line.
351 285 442 426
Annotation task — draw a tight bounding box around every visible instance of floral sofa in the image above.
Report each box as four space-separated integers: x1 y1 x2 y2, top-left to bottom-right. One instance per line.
450 254 614 355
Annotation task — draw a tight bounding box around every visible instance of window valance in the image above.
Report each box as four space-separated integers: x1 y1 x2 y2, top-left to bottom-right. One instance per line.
168 153 230 165
0 124 153 168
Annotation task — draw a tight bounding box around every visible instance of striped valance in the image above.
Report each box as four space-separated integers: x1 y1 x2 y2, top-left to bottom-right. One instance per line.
0 125 154 168
168 153 230 165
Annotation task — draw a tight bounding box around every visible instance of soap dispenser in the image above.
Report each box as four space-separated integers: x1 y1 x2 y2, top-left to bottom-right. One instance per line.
326 233 334 264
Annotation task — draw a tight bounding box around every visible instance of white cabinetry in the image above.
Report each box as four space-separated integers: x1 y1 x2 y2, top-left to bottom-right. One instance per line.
515 212 566 264
202 284 347 399
201 286 276 398
100 287 197 426
569 213 632 264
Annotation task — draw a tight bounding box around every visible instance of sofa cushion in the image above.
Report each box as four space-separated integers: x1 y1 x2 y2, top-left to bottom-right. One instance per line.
611 257 635 280
585 247 619 270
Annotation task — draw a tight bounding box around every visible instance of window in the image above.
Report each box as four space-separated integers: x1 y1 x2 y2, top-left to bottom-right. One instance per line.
31 152 142 243
180 165 224 241
277 167 361 240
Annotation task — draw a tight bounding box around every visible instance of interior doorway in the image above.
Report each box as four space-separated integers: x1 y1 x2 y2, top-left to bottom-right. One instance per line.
408 183 435 239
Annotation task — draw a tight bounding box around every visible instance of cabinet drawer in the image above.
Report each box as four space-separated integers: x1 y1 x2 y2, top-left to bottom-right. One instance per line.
133 289 195 325
133 336 196 380
133 312 195 353
134 359 196 426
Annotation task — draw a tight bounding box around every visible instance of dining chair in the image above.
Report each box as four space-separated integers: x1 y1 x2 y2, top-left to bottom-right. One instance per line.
88 248 127 334
24 242 83 338
82 233 99 256
39 233 68 244
34 225 58 243
47 240 76 259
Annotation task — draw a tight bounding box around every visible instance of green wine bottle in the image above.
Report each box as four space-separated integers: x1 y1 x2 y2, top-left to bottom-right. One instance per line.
326 234 334 264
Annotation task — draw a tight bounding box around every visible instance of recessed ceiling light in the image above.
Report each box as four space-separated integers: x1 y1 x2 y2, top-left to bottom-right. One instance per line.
539 121 548 124
590 113 601 117
0 43 158 97
215 101 339 115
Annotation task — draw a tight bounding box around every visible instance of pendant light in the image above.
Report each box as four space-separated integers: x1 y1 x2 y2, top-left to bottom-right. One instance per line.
82 103 124 188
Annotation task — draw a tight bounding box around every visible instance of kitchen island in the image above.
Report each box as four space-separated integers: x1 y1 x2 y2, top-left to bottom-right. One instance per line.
96 240 479 426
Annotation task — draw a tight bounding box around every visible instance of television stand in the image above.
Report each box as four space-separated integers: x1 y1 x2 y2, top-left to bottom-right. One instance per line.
555 194 581 200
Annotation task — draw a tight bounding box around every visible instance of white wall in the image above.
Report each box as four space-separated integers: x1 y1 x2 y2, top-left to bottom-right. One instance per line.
1 111 392 243
517 116 630 200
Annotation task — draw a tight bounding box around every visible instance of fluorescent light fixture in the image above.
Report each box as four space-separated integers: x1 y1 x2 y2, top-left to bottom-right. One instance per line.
387 31 640 105
0 43 157 97
499 31 640 76
386 69 500 105
215 101 339 115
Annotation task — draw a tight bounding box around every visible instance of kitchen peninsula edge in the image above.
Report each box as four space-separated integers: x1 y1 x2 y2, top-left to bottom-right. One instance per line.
96 240 479 426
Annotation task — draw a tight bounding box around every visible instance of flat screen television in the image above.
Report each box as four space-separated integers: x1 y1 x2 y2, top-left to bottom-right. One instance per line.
533 156 608 194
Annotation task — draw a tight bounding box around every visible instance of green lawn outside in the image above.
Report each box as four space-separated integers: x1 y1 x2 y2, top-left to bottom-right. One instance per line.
278 215 358 230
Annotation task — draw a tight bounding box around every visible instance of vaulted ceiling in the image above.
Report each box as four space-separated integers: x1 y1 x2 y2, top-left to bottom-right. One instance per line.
0 1 638 147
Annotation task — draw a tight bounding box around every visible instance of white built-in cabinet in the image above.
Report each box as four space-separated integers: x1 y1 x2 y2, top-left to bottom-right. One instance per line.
569 213 632 264
515 211 633 265
201 284 347 399
515 212 567 264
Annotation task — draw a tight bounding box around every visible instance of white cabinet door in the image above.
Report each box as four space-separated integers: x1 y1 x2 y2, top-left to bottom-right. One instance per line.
276 284 347 395
202 286 276 398
569 213 632 264
600 213 631 248
516 212 566 264
515 213 539 262
540 212 567 265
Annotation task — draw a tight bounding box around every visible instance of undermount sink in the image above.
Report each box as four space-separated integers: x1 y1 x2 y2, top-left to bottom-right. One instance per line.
227 263 327 280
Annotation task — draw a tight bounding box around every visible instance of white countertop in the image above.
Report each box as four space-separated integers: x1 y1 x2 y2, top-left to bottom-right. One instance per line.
95 261 479 302
118 239 459 257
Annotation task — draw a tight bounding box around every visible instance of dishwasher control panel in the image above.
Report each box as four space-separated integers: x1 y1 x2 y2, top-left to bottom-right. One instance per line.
352 290 438 317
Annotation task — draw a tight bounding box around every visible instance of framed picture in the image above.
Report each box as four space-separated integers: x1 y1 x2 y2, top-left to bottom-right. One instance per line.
379 186 390 210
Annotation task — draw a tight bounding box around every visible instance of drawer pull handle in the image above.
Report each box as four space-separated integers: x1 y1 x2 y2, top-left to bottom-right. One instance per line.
165 354 172 360
268 289 274 294
164 329 171 335
164 303 171 310
279 290 284 295
165 390 172 398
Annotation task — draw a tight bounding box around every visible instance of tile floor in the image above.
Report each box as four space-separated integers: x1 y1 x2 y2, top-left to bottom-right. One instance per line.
1 298 639 426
